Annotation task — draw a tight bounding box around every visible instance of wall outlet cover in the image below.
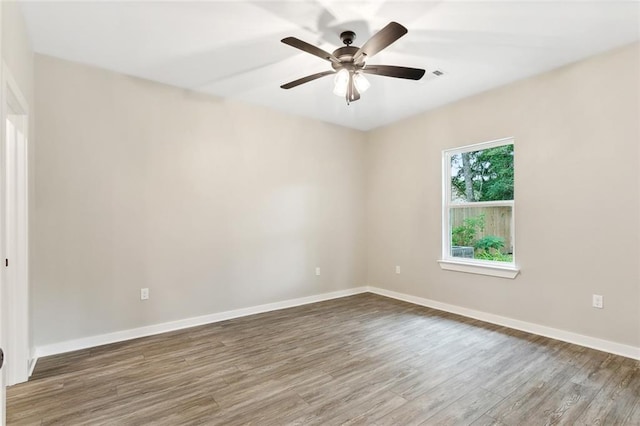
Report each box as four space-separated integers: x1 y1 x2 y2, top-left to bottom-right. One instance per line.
592 294 603 309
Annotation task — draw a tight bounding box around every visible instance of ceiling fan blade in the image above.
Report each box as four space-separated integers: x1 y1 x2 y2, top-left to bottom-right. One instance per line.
362 65 426 80
280 70 336 89
281 37 340 63
354 22 408 63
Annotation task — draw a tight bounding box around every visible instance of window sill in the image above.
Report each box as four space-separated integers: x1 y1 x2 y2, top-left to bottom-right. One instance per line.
438 259 520 279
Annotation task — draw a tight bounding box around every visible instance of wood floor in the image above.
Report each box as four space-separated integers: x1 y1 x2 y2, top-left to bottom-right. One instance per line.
7 293 640 425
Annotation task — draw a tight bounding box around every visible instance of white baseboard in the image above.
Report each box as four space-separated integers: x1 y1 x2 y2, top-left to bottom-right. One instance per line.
33 287 369 359
28 357 38 377
367 286 640 361
32 285 640 362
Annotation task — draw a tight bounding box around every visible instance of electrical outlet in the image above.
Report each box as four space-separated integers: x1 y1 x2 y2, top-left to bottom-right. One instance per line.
592 294 603 309
141 288 149 300
315 267 321 276
395 265 401 274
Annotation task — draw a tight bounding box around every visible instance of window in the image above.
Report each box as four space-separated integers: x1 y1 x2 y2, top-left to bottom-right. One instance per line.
439 138 519 278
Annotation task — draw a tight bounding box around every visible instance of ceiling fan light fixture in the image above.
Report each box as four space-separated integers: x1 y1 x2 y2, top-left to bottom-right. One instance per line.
280 22 425 103
353 72 370 93
333 69 349 96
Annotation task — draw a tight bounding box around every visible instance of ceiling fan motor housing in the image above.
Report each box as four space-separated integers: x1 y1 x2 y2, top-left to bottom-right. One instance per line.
331 46 362 71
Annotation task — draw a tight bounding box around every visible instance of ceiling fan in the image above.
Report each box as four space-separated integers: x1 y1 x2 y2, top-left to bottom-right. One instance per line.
280 22 425 104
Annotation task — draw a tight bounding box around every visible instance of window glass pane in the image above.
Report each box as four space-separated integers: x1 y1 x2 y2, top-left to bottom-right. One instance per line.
450 206 513 262
450 145 514 203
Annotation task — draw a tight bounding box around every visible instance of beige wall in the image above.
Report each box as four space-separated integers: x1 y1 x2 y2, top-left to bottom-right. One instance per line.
33 55 367 346
32 42 640 350
367 43 640 347
2 1 34 104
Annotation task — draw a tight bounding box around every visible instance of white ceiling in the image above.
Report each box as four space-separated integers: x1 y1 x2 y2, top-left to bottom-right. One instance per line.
20 1 640 131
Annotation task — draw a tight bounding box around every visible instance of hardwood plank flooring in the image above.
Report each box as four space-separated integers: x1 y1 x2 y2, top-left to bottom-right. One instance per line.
7 293 640 425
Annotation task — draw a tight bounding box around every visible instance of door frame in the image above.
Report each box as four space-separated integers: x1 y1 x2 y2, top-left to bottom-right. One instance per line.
1 61 30 387
0 4 4 421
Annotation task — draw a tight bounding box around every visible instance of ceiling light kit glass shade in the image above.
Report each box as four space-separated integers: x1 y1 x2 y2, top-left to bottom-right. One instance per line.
333 70 370 104
353 73 370 92
333 69 349 96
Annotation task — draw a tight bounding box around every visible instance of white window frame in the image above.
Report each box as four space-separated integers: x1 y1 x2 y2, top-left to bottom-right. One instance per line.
438 137 519 279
